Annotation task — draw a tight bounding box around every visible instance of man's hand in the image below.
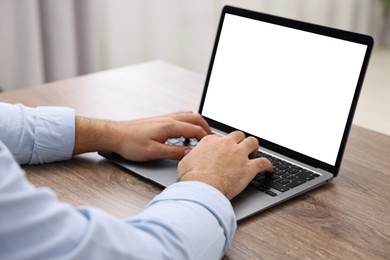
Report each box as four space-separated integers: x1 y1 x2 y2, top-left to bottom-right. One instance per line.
73 111 212 161
177 131 273 200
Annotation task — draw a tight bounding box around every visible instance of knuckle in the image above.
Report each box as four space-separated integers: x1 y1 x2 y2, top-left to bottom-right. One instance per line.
247 136 259 146
249 136 259 143
160 117 176 127
202 134 217 142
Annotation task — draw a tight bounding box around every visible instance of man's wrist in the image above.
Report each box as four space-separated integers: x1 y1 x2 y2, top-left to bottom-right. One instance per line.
73 117 119 155
179 172 228 198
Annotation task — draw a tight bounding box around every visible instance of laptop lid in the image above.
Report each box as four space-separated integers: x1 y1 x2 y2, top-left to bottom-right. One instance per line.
199 5 373 177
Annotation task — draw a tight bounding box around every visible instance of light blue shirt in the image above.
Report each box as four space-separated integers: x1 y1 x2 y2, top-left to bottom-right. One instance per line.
0 102 236 260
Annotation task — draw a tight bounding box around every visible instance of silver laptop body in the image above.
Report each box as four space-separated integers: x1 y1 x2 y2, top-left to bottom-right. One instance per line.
100 6 373 221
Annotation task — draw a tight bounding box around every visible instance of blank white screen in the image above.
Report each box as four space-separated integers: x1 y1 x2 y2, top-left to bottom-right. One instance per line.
202 14 367 166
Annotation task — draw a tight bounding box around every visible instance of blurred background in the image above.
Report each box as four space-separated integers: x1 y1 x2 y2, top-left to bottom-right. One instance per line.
0 0 388 90
0 0 389 134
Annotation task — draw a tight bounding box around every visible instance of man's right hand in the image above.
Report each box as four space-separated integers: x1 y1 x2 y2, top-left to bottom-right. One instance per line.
177 131 273 200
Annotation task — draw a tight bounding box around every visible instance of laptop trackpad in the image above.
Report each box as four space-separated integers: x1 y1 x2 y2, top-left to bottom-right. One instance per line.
99 152 179 187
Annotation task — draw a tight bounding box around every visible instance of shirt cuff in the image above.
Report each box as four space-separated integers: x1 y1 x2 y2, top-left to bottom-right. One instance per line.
30 106 75 164
148 181 237 252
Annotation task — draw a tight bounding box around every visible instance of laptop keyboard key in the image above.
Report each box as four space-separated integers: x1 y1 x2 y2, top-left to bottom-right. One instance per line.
275 178 291 185
274 169 286 176
277 164 290 170
254 173 267 182
283 174 297 180
267 181 290 192
288 168 300 174
296 171 321 180
249 180 263 188
258 185 270 192
265 190 277 197
286 178 306 188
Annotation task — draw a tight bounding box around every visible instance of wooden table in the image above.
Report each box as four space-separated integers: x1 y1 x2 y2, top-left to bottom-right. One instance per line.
0 61 389 259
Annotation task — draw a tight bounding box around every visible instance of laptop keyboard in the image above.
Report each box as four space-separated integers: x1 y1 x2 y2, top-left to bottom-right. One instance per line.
166 137 198 147
166 137 321 197
250 152 320 196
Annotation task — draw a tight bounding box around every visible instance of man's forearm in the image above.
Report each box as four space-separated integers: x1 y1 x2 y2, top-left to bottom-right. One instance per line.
0 141 235 259
73 116 119 155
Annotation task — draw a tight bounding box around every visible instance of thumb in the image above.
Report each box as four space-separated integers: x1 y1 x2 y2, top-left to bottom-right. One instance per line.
154 143 191 160
250 157 273 174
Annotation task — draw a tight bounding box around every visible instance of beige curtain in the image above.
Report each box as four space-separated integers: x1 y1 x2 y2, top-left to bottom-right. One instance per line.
0 0 384 91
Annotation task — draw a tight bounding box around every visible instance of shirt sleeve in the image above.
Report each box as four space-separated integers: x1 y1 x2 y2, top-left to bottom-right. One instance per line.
0 141 237 259
0 102 75 164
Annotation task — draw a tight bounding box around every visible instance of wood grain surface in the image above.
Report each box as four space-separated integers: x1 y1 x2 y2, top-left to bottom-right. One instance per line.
1 61 389 259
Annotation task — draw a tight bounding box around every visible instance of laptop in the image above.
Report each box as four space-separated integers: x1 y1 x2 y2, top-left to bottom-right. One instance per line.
100 6 373 221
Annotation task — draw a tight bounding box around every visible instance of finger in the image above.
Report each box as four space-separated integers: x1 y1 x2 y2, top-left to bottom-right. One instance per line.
239 136 259 157
184 148 192 156
248 157 273 175
226 131 246 143
152 142 191 160
249 149 259 160
168 112 212 134
170 110 193 115
162 121 209 141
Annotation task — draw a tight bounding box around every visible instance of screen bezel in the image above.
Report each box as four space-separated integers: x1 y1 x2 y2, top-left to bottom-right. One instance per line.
198 5 373 176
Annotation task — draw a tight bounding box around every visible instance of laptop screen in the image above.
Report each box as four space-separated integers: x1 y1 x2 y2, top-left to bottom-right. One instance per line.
201 13 368 166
